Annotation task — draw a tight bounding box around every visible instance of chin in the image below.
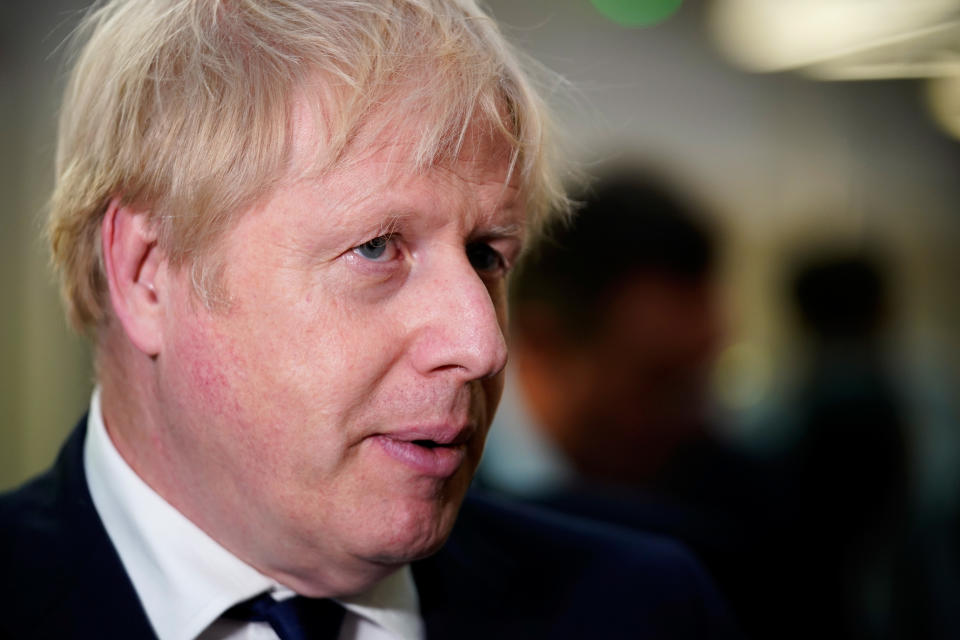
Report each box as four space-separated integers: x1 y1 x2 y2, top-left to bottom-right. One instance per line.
363 489 466 565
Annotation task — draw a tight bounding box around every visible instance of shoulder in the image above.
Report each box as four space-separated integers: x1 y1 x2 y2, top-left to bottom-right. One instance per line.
415 490 741 639
454 489 706 580
0 424 89 625
0 426 85 581
0 420 155 638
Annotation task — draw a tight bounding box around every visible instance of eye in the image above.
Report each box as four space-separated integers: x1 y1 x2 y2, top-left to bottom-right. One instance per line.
466 242 505 274
353 235 396 262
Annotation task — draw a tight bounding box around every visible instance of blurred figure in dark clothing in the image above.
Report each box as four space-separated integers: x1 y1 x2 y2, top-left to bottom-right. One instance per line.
781 251 911 640
481 169 929 638
509 170 723 485
479 169 781 636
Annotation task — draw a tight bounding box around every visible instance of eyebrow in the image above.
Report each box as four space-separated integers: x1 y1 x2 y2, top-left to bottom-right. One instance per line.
471 222 527 246
376 214 409 236
482 223 524 237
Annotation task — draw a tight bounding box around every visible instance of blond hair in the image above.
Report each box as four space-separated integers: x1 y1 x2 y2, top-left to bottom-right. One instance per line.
49 0 569 332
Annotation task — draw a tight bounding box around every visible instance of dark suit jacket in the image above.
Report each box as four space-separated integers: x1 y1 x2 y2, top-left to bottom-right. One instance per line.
1 419 739 639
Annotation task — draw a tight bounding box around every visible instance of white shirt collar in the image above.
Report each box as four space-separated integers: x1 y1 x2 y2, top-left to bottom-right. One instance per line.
83 387 423 640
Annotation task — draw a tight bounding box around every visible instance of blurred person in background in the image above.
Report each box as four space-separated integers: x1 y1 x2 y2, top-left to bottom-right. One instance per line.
504 169 729 488
479 175 945 638
478 168 782 637
777 251 911 640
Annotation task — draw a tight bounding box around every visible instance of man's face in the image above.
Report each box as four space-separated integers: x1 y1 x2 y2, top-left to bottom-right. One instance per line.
570 274 721 481
150 115 525 593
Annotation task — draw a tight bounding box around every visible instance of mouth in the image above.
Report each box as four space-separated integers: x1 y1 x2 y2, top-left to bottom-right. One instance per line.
370 427 473 477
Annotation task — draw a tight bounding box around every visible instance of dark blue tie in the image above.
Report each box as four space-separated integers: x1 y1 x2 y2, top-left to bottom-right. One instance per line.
225 592 346 640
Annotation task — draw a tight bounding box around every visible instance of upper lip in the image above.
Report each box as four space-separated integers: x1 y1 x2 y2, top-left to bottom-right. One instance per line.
381 423 474 447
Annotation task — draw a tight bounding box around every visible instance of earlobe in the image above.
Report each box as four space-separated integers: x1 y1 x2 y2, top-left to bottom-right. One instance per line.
101 198 165 356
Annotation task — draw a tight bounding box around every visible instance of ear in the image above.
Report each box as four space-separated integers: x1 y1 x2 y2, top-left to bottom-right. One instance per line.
101 198 166 356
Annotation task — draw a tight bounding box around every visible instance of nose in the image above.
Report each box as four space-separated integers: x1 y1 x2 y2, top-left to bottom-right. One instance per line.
406 255 508 382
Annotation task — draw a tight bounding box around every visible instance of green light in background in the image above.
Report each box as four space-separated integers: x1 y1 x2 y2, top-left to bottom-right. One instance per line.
589 0 684 27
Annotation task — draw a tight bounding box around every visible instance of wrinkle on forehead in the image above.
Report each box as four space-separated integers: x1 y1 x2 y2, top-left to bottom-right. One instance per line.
284 86 524 211
304 159 523 237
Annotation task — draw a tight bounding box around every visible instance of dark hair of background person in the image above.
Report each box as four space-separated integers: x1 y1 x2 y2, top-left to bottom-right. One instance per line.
510 169 717 341
790 252 890 342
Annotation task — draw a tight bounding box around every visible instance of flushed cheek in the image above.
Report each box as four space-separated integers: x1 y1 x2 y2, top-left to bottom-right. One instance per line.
163 313 248 433
248 306 398 414
165 314 320 468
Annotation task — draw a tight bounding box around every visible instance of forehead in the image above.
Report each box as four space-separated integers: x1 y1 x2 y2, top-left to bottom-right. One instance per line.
285 89 524 211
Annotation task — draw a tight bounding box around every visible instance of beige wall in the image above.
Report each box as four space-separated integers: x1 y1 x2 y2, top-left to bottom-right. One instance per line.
1 1 92 490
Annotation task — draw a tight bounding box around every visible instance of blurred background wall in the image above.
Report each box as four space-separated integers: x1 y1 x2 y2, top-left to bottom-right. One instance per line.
2 0 958 515
481 0 960 509
1 0 94 490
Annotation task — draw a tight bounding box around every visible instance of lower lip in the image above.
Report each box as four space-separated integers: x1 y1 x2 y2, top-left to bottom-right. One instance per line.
371 436 467 477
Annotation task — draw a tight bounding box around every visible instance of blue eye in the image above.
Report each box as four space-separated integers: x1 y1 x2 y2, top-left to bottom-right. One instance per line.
355 235 391 260
466 242 504 273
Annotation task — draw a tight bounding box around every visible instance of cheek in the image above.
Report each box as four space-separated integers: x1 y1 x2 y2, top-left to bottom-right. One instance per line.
162 285 298 433
162 315 252 455
491 281 508 326
482 372 505 420
166 320 337 489
183 332 242 400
